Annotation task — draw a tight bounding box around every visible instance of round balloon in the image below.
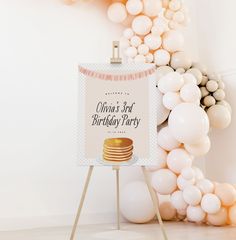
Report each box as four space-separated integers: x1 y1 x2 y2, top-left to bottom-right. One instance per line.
162 30 184 52
170 51 192 70
107 3 127 23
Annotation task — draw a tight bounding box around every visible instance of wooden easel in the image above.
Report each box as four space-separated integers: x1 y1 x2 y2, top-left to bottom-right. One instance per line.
69 42 168 240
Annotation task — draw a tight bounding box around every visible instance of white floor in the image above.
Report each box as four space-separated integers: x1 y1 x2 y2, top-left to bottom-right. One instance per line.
0 222 236 240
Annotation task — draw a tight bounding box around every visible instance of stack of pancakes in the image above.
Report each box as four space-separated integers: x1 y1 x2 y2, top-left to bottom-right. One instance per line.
103 138 133 162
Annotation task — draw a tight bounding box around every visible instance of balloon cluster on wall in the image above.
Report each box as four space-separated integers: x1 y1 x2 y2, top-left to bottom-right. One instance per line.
63 0 234 227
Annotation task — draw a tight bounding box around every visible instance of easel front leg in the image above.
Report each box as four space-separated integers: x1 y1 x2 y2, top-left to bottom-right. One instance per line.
142 166 168 240
70 166 94 240
113 166 121 230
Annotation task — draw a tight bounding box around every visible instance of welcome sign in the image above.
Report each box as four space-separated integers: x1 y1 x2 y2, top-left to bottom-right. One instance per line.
78 64 158 166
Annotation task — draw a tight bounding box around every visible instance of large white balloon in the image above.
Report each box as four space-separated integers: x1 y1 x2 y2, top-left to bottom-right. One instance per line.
158 72 184 93
167 148 192 174
107 3 127 23
207 105 231 129
168 103 209 144
184 136 211 156
170 51 192 70
154 49 170 66
151 169 177 195
162 30 184 52
143 0 162 17
132 15 152 35
120 181 155 223
126 0 143 15
156 88 170 126
157 127 181 151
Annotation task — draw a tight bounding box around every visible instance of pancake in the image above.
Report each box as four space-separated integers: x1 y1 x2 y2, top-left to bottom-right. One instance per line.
104 138 133 149
103 146 133 155
104 152 132 159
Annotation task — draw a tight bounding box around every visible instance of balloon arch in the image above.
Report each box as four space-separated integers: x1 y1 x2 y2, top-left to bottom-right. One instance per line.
64 0 235 226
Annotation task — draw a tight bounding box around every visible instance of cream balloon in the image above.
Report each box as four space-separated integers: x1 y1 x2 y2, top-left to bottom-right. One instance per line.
143 0 162 17
207 207 228 226
144 34 162 50
196 179 214 194
171 190 188 210
146 145 167 171
217 100 232 114
151 169 177 195
170 51 192 70
181 167 195 180
158 72 184 93
157 127 181 151
215 183 236 207
126 0 143 15
163 92 182 110
168 103 209 144
180 82 201 103
159 201 177 221
229 203 236 225
177 175 195 190
154 49 170 66
132 15 152 35
156 66 174 82
169 0 181 11
120 181 155 223
186 68 203 85
193 167 204 181
107 3 127 23
207 105 231 129
182 73 197 85
156 88 170 126
201 193 221 214
187 205 206 223
184 136 211 156
167 148 192 174
162 30 184 52
123 28 134 39
183 185 202 206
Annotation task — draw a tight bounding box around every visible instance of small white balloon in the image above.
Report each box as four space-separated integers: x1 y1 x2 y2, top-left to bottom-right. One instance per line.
186 68 203 85
163 92 182 110
156 88 170 125
137 44 149 55
200 87 209 98
177 175 195 190
168 103 209 144
158 72 184 93
206 80 218 92
125 46 138 58
180 83 201 103
151 169 177 195
154 49 170 66
200 76 208 86
134 54 146 63
169 0 181 11
184 136 211 156
218 81 225 90
130 35 142 47
168 20 180 30
182 73 197 85
193 167 204 181
107 3 127 23
201 193 221 214
123 28 134 39
156 66 174 82
187 205 206 223
153 17 168 31
132 15 152 35
207 105 231 129
173 11 185 23
164 9 174 20
143 0 162 17
196 179 214 194
167 148 192 174
181 167 195 180
120 181 156 223
162 30 184 52
170 51 192 70
213 89 225 101
171 190 188 210
157 127 181 151
183 185 202 206
176 68 185 74
144 34 162 50
151 25 164 36
126 0 143 15
203 95 216 107
193 62 207 75
145 53 154 63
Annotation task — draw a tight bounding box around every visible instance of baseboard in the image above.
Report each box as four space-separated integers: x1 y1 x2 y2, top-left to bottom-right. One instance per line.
0 212 125 231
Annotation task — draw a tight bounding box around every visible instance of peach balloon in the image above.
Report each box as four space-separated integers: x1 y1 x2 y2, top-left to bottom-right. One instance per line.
215 183 236 207
229 203 236 225
159 201 177 221
201 193 221 214
207 207 228 226
177 175 195 190
187 205 206 223
183 185 202 206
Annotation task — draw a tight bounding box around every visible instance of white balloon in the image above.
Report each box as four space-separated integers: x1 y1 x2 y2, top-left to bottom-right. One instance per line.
123 28 134 39
217 100 232 114
120 37 130 49
177 175 195 190
130 35 142 47
126 0 143 15
196 179 214 194
138 44 149 55
192 62 207 75
169 0 181 11
181 167 195 180
168 103 209 144
180 83 201 103
162 30 184 52
187 205 206 223
173 11 185 23
154 49 171 66
156 88 170 126
134 54 146 63
193 167 204 181
186 68 203 85
125 46 138 58
207 207 228 226
107 3 127 23
167 148 192 174
156 66 174 82
144 34 162 50
132 15 152 35
182 73 197 85
171 190 188 210
163 92 182 110
120 181 155 223
207 105 231 129
145 53 154 63
201 193 221 214
159 201 177 220
158 72 184 93
143 0 162 17
184 136 211 156
151 169 177 195
146 145 167 171
170 51 192 70
183 185 202 206
157 127 181 151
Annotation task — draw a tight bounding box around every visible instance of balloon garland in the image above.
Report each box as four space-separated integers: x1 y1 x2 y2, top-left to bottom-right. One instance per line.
63 0 235 226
